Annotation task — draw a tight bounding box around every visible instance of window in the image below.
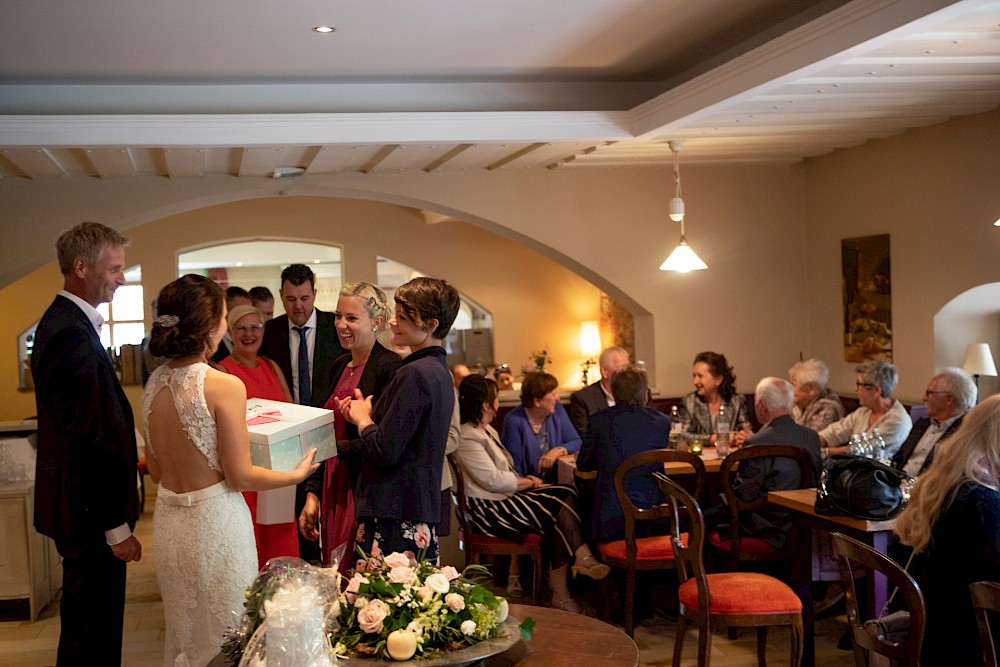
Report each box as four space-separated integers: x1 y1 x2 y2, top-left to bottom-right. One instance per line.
97 265 145 350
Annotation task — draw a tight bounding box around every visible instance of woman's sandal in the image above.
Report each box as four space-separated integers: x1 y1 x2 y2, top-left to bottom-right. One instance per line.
551 596 583 614
571 555 611 581
506 575 524 598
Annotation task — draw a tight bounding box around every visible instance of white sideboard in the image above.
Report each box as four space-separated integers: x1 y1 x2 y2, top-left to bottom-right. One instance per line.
0 481 61 621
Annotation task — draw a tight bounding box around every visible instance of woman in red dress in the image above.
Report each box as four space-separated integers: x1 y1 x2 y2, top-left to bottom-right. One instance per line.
217 304 298 569
299 282 401 569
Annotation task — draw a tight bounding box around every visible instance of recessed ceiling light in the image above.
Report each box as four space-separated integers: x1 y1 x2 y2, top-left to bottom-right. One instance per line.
313 25 335 33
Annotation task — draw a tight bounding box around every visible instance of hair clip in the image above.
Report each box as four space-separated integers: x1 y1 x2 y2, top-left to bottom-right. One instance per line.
154 314 179 327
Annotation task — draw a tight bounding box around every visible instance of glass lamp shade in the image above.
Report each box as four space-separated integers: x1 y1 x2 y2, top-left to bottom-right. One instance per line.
659 237 708 272
669 197 685 222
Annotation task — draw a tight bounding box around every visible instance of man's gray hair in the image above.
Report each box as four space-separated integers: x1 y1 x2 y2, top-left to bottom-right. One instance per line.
788 358 830 390
856 360 898 398
755 377 794 412
934 367 977 411
599 346 629 367
55 222 129 274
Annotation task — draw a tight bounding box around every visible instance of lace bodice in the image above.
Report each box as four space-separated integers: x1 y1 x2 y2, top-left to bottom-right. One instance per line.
142 362 222 473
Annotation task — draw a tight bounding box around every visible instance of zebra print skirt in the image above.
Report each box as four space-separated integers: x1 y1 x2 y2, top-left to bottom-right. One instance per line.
466 484 579 556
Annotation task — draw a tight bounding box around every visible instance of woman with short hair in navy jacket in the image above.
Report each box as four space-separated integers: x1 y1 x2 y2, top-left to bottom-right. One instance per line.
501 372 582 483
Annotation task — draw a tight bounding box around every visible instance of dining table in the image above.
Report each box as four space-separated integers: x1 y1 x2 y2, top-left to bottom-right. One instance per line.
207 603 639 667
767 488 897 667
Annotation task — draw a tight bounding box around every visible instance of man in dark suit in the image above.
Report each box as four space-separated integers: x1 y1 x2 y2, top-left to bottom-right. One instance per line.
569 345 630 436
210 285 252 363
892 368 975 476
261 263 343 561
32 222 141 665
722 377 821 549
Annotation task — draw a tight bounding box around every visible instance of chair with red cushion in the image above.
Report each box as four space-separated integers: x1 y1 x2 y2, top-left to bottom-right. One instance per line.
657 473 803 667
447 453 543 605
970 580 1000 666
710 444 816 572
832 532 925 667
595 449 705 637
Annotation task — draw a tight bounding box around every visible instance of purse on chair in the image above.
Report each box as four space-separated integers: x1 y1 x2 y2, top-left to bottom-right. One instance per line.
814 455 913 521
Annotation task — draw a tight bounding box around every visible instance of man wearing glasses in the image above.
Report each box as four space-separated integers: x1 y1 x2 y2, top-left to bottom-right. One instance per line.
891 368 976 476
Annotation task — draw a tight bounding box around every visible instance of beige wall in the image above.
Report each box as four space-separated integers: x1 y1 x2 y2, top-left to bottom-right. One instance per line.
1 109 998 422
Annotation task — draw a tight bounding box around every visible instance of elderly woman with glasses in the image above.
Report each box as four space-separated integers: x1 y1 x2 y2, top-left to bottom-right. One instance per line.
817 360 911 458
215 304 298 568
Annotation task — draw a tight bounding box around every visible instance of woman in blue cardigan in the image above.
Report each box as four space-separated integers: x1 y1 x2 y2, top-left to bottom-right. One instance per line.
501 372 582 482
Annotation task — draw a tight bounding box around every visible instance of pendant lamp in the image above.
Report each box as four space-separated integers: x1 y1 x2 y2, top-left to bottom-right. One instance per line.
659 140 707 272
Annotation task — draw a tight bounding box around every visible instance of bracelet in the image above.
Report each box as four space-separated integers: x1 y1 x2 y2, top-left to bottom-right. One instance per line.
358 419 374 432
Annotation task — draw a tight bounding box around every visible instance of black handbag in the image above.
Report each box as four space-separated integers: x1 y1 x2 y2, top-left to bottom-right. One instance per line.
814 455 913 521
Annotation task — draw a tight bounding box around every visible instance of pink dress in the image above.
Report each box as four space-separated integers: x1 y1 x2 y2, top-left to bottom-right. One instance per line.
322 361 365 570
219 356 299 570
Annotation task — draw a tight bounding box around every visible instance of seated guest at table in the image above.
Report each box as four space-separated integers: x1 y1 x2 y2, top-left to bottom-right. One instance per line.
451 363 471 389
714 377 821 549
892 367 975 477
217 304 298 569
788 358 845 432
895 394 1000 666
501 372 582 481
456 374 609 614
569 346 631 437
576 365 670 542
680 351 747 443
818 360 911 458
494 363 515 391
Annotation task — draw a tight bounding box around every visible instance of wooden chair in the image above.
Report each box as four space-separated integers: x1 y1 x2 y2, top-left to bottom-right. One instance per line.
831 532 926 667
447 453 543 604
657 473 803 667
711 444 816 572
594 449 705 637
970 580 1000 667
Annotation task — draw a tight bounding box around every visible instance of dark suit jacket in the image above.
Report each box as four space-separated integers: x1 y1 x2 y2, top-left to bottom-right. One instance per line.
569 381 612 437
891 415 964 475
305 341 402 497
210 335 232 363
261 308 343 407
576 405 671 542
735 414 821 548
32 295 139 552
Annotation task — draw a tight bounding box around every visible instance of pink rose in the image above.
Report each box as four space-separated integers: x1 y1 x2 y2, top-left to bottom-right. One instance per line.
384 552 410 569
357 599 390 634
413 524 431 549
371 539 382 559
445 592 465 612
417 586 434 603
388 565 417 585
438 565 460 581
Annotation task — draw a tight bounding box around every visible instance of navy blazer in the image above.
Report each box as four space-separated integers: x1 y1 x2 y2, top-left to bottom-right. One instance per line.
569 382 612 437
32 295 139 552
261 308 344 408
304 341 402 497
576 405 670 542
891 415 964 475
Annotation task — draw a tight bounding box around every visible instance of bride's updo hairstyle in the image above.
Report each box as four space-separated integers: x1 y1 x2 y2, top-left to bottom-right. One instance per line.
149 274 225 359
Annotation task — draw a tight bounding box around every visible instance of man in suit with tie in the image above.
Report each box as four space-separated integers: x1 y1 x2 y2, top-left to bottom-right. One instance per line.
569 345 630 436
262 263 343 561
892 368 976 477
32 222 141 666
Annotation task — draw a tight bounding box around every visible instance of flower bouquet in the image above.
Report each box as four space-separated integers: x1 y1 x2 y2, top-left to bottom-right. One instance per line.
333 551 533 661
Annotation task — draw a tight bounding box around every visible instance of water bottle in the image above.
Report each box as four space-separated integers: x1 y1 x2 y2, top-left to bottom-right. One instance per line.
860 433 874 459
716 404 730 456
872 428 888 463
669 405 683 449
848 434 863 456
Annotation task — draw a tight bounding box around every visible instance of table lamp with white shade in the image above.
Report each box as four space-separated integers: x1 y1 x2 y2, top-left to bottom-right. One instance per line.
961 343 997 399
579 321 601 386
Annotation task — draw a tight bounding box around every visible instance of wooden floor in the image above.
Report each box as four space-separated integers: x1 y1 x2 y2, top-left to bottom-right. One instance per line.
0 485 856 667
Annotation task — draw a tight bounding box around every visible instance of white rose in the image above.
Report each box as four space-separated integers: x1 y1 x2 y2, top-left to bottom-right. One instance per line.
445 592 465 612
406 620 423 635
496 598 509 623
388 566 417 585
438 565 461 581
460 620 477 636
357 599 390 634
425 573 450 594
384 552 411 569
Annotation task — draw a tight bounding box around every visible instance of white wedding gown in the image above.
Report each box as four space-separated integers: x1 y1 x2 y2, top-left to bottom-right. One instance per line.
143 363 258 667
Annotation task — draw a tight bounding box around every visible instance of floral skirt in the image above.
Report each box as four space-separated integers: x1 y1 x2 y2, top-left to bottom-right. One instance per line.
354 517 438 570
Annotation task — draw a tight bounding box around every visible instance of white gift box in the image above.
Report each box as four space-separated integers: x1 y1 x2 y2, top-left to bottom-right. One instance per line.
246 398 337 471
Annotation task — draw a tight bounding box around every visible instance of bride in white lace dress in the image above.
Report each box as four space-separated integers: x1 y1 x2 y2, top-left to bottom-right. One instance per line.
142 275 319 667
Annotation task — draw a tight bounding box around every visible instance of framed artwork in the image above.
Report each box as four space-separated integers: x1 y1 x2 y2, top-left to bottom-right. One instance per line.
842 234 892 362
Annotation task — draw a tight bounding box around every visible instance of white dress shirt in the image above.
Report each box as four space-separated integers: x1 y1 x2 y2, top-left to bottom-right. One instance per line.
288 309 318 404
903 415 961 477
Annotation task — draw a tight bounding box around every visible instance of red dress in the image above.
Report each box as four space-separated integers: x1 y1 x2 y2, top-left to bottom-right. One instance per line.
322 361 365 570
219 356 299 570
